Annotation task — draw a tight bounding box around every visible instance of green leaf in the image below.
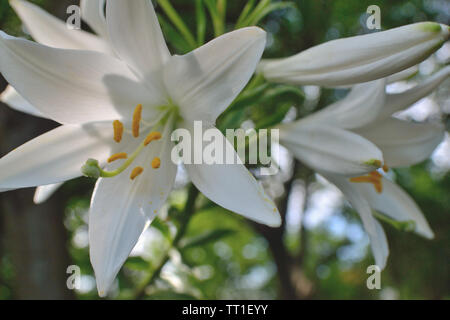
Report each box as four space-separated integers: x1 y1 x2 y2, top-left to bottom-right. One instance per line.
248 2 296 26
156 0 197 50
204 0 225 37
180 229 236 249
158 14 192 54
237 0 270 28
195 0 207 45
255 102 292 129
229 83 270 112
125 257 151 271
151 217 172 241
235 0 257 28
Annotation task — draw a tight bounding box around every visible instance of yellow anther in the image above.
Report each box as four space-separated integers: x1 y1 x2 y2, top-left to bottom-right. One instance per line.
107 152 128 163
151 157 161 169
113 120 124 143
132 104 143 138
144 132 162 146
369 171 383 179
383 164 389 173
374 181 383 194
350 176 378 184
350 171 383 194
130 166 144 180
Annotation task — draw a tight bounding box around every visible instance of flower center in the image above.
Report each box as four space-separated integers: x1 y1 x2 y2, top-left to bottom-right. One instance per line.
349 165 389 193
82 104 175 181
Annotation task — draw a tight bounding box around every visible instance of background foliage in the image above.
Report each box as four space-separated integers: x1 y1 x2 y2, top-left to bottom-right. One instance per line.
0 0 448 300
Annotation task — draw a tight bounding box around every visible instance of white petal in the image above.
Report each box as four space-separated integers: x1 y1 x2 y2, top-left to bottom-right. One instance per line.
106 0 170 89
324 173 389 269
89 128 177 296
164 27 266 125
379 66 450 119
302 79 386 129
10 0 110 53
183 126 280 227
33 182 64 204
0 85 46 118
386 65 419 84
0 123 120 189
80 0 107 38
0 32 160 124
358 178 434 239
261 22 449 86
356 118 445 167
279 123 383 176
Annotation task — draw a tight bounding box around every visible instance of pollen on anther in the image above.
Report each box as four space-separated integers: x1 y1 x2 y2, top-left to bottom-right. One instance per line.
144 132 162 146
383 164 389 173
108 152 128 163
132 104 143 138
152 157 161 169
130 166 144 180
369 171 383 179
374 182 383 194
113 120 124 143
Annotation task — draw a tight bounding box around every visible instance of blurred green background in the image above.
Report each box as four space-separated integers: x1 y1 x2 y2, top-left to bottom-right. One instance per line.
0 0 448 300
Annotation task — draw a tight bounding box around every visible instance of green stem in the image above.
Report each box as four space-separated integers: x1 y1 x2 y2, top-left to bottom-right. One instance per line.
134 185 199 299
372 211 416 232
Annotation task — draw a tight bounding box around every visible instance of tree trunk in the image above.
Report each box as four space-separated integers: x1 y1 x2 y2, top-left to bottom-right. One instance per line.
0 78 75 299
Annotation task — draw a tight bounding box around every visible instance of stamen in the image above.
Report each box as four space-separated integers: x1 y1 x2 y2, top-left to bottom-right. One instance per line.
130 167 144 180
350 171 384 194
383 165 389 173
108 152 128 163
349 176 378 184
151 157 161 169
132 104 143 138
369 171 383 179
374 181 383 193
81 111 176 180
113 120 124 143
144 132 162 146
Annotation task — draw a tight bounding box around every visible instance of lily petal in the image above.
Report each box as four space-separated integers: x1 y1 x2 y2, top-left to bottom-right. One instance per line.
80 0 107 38
279 123 384 176
356 118 445 168
386 65 419 84
0 32 158 124
89 128 177 296
261 22 449 87
0 123 121 189
0 85 46 118
303 79 386 130
9 0 110 53
359 178 434 239
324 173 389 269
106 0 170 89
379 66 450 119
183 126 281 227
34 182 64 204
164 27 266 125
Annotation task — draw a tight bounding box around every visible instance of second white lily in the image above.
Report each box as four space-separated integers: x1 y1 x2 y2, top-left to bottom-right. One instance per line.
277 67 448 268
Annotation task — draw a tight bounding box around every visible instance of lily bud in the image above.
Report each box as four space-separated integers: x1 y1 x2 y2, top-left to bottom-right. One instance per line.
260 22 449 87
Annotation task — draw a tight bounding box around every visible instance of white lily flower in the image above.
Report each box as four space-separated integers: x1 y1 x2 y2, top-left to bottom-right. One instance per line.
0 0 281 295
279 68 448 268
1 0 111 202
2 0 111 116
259 22 449 87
